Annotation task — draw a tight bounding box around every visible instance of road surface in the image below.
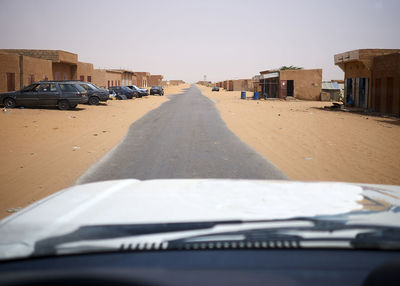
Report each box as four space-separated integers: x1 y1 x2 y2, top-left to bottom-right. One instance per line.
77 85 288 184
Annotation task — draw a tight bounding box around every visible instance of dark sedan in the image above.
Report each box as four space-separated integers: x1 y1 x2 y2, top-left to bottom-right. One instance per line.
126 85 148 97
0 81 88 110
108 86 136 99
212 86 220 92
75 82 110 105
150 86 164 96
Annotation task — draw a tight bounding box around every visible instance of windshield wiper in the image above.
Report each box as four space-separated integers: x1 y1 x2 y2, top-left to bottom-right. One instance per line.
32 218 400 256
33 220 242 256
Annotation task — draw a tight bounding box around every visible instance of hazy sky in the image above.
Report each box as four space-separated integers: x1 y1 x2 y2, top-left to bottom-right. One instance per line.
0 0 399 83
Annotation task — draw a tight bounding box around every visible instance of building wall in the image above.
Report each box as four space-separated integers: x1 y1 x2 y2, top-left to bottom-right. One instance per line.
93 69 107 88
106 71 122 88
148 75 163 86
0 52 53 92
169 80 185 86
0 52 20 93
135 72 150 88
0 49 78 64
52 63 75 80
22 55 53 87
77 62 94 82
372 53 400 115
223 80 228 90
231 79 252 91
132 74 138 86
91 69 122 88
280 69 322 100
343 61 371 79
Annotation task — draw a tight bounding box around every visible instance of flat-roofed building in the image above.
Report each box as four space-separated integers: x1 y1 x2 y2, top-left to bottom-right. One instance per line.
92 69 123 88
0 50 53 92
135 72 150 88
0 49 80 82
334 49 400 114
77 62 94 83
256 69 322 100
148 75 163 87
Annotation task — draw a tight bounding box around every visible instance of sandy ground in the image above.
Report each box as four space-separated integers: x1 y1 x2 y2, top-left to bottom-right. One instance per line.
199 85 400 186
0 84 189 218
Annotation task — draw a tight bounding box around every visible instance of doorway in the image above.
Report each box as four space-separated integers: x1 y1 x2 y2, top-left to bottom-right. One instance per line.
287 80 294 97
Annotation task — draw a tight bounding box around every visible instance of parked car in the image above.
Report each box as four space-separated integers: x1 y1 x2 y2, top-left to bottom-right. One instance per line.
212 86 220 92
150 86 164 95
126 85 148 97
74 82 110 105
108 86 136 99
0 81 88 110
108 89 127 100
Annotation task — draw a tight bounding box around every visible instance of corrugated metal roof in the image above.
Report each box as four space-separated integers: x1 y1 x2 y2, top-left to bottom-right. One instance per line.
322 81 340 90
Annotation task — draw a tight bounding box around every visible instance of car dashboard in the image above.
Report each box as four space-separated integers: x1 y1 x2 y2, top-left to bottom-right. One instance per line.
0 249 399 286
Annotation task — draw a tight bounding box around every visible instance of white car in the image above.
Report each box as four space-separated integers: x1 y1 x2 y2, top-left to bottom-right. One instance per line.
0 179 399 285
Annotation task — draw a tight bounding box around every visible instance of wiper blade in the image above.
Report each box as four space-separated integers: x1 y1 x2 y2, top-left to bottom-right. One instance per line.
32 217 400 256
33 220 242 256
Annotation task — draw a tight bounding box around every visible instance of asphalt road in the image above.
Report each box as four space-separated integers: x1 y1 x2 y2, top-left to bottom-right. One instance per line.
77 85 288 184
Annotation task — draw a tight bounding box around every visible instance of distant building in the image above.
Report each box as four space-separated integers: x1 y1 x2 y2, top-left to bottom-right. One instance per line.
321 81 342 101
148 75 163 87
135 72 150 88
169 80 185 86
93 69 122 89
255 69 322 100
334 49 400 115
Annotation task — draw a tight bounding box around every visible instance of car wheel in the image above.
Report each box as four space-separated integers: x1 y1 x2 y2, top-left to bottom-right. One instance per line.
58 100 70 110
88 96 100 105
3 97 16 108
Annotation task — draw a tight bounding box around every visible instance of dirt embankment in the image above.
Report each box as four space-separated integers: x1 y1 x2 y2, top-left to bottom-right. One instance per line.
199 85 400 185
0 84 189 218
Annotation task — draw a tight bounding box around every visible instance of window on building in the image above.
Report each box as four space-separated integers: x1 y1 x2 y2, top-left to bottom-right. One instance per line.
108 80 110 88
63 72 68 80
44 75 48 81
118 80 120 86
87 76 92 82
111 80 114 86
55 72 61 80
6 73 15 92
80 75 85 81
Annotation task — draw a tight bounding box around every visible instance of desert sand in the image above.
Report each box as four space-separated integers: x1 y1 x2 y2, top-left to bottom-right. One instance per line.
199 85 400 185
0 84 189 218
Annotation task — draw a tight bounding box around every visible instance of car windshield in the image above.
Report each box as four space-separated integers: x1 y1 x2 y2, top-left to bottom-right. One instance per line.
0 0 400 266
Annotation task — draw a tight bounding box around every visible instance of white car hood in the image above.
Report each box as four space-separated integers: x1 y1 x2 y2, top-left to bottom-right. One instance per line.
1 179 400 259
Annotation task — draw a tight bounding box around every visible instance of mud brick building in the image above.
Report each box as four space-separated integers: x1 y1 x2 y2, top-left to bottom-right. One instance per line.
148 75 163 87
0 49 95 92
93 69 123 88
255 69 322 100
0 49 163 93
335 49 400 115
135 72 150 88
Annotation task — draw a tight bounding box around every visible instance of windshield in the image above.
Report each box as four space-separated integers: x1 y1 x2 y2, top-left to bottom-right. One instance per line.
0 0 399 263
